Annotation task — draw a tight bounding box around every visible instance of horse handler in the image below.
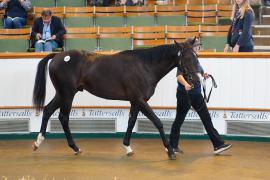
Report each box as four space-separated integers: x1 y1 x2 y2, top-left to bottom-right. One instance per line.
169 38 232 154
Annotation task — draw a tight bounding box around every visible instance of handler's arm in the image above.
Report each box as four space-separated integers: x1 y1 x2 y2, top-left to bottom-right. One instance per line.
177 75 192 91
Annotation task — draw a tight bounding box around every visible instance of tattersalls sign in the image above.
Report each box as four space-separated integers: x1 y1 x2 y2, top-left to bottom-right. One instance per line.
227 111 269 121
0 108 269 135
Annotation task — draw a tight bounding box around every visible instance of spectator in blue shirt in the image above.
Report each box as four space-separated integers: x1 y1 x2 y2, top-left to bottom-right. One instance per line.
31 9 66 52
0 0 32 29
224 0 254 52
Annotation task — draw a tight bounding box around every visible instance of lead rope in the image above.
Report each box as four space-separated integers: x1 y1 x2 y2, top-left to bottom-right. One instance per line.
202 74 217 103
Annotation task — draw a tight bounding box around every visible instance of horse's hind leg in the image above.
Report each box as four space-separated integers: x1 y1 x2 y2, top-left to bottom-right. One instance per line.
138 100 176 160
123 103 139 156
33 95 60 151
58 96 81 155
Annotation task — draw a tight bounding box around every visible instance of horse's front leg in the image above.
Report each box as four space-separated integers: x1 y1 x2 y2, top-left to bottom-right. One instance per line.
138 100 176 160
123 103 139 156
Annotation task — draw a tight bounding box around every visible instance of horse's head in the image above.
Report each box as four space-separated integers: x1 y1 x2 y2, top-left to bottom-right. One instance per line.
173 37 200 82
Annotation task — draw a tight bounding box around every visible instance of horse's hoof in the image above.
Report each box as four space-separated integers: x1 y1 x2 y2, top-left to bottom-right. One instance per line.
74 149 82 155
32 142 38 151
168 152 176 160
126 151 134 157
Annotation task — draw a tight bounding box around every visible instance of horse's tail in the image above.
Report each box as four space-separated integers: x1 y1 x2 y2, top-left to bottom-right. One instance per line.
33 53 57 112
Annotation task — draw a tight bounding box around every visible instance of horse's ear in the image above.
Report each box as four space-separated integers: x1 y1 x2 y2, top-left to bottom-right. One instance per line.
191 36 197 46
174 40 184 49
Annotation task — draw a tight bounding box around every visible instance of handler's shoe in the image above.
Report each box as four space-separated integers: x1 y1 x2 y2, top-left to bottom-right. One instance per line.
165 147 184 154
173 147 184 154
214 143 232 155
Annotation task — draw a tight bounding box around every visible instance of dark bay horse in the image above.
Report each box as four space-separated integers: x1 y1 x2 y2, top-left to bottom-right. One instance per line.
32 39 199 160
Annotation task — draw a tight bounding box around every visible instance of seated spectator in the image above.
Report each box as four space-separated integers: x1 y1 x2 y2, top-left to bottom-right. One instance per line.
116 0 144 6
0 0 32 29
31 9 66 52
87 0 110 6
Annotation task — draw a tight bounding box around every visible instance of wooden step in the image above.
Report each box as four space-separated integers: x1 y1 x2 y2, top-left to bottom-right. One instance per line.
261 6 270 15
261 15 270 24
253 25 270 35
253 35 270 46
254 45 270 52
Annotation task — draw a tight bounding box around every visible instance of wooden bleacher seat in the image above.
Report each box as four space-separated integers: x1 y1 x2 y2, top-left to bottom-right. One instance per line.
65 27 98 51
174 0 187 5
32 0 56 7
156 5 186 26
200 31 227 52
187 5 218 25
217 0 233 5
204 0 218 4
200 25 230 32
132 26 165 49
33 7 65 20
0 28 30 52
65 7 94 27
187 0 203 5
56 0 87 7
217 5 232 25
95 6 125 27
126 6 156 26
98 27 132 51
167 32 200 44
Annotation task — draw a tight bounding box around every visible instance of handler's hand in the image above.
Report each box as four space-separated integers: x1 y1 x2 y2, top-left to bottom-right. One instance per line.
184 83 192 91
203 72 209 79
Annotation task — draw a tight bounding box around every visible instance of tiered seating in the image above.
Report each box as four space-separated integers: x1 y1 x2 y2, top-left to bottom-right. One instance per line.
0 2 236 52
132 26 165 49
253 6 270 52
99 27 132 50
26 5 233 27
56 0 87 7
156 5 186 26
32 0 87 7
65 27 98 51
126 6 156 26
187 5 217 25
200 25 229 51
31 0 56 7
33 7 65 20
95 6 124 27
187 0 203 5
166 26 200 44
0 28 30 52
217 5 232 25
65 7 94 27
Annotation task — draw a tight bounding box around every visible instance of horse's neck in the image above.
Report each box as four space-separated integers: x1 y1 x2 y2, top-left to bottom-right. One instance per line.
151 58 176 84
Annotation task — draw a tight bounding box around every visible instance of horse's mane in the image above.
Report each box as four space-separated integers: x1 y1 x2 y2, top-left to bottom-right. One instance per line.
118 44 177 65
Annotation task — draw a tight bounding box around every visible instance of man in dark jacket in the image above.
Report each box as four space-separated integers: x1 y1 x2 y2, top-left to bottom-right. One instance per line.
0 0 32 29
31 9 66 52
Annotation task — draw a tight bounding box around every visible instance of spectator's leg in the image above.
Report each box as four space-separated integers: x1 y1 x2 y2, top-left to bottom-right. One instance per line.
35 42 44 52
12 18 26 29
103 0 110 6
44 41 58 52
4 17 13 29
